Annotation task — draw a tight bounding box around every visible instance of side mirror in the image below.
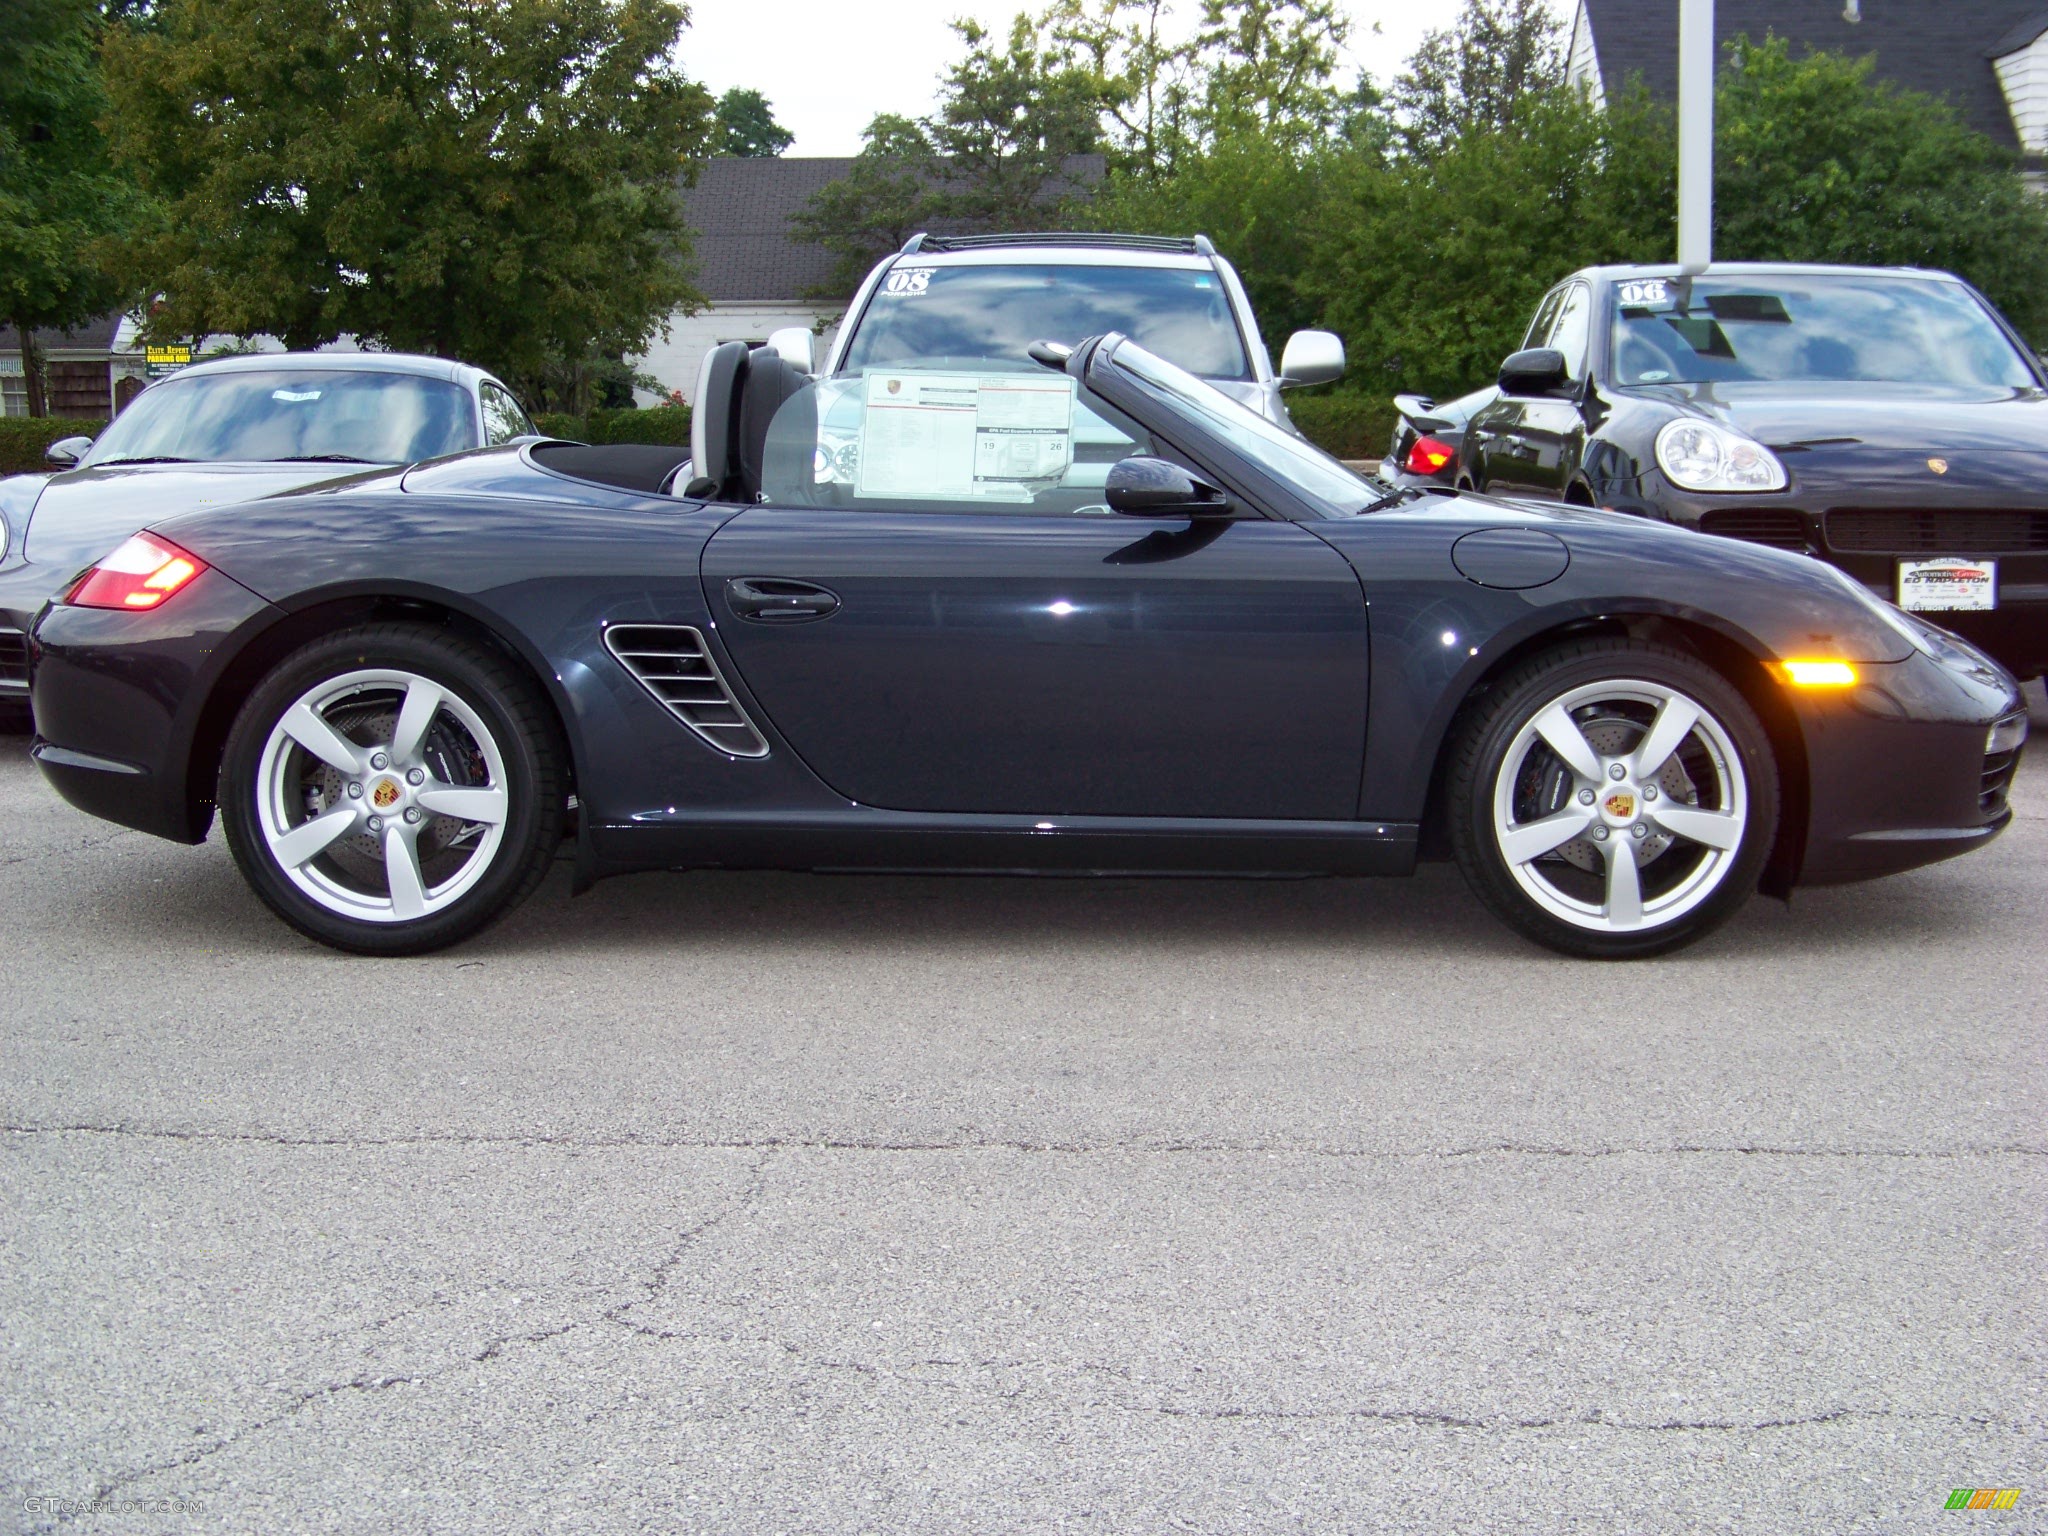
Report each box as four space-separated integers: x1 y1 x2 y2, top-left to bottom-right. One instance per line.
764 327 817 374
45 435 94 467
1278 329 1346 388
1105 456 1235 518
1392 392 1451 433
1498 348 1570 397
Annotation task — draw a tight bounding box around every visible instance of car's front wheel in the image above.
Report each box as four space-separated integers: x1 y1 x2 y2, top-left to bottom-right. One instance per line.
1447 640 1779 958
220 623 563 954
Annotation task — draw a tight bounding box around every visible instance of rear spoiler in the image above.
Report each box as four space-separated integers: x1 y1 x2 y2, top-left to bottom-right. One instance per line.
1392 392 1452 433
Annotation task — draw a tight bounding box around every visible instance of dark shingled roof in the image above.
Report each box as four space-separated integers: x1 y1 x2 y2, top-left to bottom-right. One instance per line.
680 157 856 304
1580 0 2041 148
679 154 1108 304
1 314 127 354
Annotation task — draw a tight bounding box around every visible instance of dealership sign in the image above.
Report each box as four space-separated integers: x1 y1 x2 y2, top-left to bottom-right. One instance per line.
145 344 193 379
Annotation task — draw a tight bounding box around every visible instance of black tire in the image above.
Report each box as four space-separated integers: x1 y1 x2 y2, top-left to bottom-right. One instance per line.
1446 638 1780 959
220 623 563 955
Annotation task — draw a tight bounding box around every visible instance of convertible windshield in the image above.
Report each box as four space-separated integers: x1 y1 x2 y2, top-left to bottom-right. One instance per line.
1105 339 1377 513
1610 276 2037 389
82 369 477 468
840 263 1252 380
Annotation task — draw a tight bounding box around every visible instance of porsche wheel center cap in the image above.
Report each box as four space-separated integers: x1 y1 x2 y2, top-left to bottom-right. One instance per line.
1601 789 1638 823
370 778 403 811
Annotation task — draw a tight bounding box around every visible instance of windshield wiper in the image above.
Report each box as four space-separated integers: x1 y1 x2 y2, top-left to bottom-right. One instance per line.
94 455 195 466
275 454 379 464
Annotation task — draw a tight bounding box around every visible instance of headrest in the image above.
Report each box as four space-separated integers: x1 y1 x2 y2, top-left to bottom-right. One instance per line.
690 340 749 493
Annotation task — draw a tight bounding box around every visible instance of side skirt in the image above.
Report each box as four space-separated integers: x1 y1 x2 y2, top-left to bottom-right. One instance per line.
587 809 1420 881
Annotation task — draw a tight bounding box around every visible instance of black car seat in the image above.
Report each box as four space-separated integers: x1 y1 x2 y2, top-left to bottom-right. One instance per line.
684 340 749 498
736 351 818 504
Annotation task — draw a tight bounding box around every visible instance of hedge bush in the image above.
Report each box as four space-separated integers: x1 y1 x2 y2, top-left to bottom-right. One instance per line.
0 417 107 476
1285 391 1397 463
533 403 692 446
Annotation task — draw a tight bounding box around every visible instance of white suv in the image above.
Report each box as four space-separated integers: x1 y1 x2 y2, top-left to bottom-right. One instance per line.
770 232 1345 428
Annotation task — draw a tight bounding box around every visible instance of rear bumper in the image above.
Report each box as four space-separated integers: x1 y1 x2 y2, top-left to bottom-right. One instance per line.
1795 648 2025 885
30 569 277 842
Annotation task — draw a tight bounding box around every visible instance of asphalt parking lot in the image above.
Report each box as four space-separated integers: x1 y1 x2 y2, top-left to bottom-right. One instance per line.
3 686 2043 1536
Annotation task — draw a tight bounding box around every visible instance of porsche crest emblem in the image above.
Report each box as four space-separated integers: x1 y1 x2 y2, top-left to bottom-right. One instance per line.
1602 791 1636 820
1927 457 1949 475
371 778 402 810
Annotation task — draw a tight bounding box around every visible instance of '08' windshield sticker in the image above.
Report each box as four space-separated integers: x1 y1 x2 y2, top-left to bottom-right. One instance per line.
881 267 934 297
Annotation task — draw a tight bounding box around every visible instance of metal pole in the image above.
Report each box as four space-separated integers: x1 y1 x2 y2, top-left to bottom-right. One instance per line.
1677 0 1714 274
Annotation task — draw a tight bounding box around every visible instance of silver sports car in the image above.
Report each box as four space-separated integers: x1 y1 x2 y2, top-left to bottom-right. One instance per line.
0 351 535 717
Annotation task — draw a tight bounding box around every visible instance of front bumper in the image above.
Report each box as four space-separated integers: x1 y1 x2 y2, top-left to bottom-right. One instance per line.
1602 473 2048 678
1794 645 2025 885
30 568 278 842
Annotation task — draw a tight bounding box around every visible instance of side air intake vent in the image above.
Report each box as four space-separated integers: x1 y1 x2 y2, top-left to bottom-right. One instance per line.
603 624 770 760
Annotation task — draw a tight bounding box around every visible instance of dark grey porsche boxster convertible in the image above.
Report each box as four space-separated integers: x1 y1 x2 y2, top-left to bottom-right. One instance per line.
27 333 2029 958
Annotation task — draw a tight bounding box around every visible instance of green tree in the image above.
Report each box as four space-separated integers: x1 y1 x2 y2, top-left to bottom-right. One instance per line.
788 114 947 297
926 15 1109 227
100 0 714 411
1085 132 1338 345
1303 88 1672 399
0 0 144 416
1389 0 1564 160
713 87 793 157
1710 35 2048 340
1044 0 1195 179
1188 0 1351 152
792 16 1110 294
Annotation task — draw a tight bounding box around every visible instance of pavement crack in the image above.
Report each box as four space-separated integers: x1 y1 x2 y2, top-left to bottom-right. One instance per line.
0 828 139 870
602 1150 779 1342
52 1162 778 1527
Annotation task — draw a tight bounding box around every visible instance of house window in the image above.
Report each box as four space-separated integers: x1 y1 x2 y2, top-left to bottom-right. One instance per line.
0 361 25 418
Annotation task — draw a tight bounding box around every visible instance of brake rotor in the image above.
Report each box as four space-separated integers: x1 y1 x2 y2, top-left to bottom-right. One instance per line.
1528 709 1701 874
296 700 489 886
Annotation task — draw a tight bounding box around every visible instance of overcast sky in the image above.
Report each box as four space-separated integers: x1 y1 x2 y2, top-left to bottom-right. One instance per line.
681 0 1568 157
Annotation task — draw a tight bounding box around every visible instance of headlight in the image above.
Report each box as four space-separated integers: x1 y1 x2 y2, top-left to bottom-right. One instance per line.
1655 419 1788 493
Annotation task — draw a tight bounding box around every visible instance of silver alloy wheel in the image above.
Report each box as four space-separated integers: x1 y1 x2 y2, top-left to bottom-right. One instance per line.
254 668 510 924
1490 678 1748 933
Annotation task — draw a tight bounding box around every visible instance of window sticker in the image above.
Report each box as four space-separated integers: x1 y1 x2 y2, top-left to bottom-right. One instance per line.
1616 279 1672 308
855 371 1072 501
880 267 935 297
271 388 322 402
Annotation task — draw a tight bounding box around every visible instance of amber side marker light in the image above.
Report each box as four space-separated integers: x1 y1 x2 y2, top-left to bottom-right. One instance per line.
1778 659 1859 688
65 532 209 611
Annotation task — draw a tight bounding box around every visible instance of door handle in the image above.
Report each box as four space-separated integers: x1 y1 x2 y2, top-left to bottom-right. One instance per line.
725 576 841 623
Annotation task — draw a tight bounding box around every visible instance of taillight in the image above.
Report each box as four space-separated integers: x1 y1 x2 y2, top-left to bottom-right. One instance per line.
64 533 210 611
1405 434 1456 476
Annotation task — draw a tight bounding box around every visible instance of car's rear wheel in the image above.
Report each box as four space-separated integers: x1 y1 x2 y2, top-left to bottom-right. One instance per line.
220 624 562 954
1447 639 1779 958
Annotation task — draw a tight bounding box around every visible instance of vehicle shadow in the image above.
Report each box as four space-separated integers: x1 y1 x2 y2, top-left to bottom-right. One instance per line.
52 837 2014 967
11 698 2036 966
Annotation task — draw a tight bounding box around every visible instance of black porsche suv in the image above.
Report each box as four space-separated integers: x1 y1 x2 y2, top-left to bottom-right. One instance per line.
1453 263 2048 680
